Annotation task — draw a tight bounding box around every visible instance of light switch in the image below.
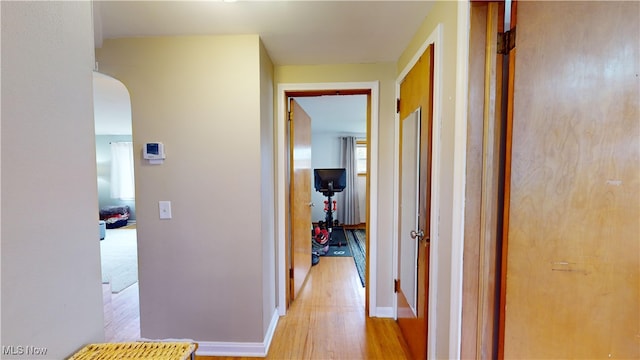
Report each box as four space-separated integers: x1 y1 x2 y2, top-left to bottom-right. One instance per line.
159 201 172 219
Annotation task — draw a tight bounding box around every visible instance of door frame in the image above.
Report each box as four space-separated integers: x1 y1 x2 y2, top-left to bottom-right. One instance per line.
451 4 471 358
392 21 450 359
276 81 380 316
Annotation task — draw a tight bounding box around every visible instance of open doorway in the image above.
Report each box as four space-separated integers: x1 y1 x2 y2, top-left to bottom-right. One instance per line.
93 71 140 341
294 94 368 289
277 82 380 316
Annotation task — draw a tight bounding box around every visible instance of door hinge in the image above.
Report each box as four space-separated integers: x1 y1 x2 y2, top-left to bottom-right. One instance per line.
289 268 294 279
497 27 516 55
288 110 292 122
394 279 400 293
396 98 401 114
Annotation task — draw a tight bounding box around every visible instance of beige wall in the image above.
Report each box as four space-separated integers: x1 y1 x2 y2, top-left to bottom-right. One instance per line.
276 63 398 309
1 1 105 358
0 1 465 357
259 39 277 335
96 35 274 343
398 1 460 358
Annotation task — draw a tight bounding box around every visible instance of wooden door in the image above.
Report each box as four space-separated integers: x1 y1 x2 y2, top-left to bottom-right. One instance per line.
460 2 507 358
289 98 313 301
397 44 434 360
500 1 640 358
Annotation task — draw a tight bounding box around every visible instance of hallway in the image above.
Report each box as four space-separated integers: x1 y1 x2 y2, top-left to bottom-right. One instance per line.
200 256 412 359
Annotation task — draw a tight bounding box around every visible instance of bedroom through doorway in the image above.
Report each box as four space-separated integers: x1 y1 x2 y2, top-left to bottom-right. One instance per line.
295 94 368 290
281 83 377 314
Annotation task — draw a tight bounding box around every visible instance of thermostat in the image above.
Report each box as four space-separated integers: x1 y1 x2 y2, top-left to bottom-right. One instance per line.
143 142 165 164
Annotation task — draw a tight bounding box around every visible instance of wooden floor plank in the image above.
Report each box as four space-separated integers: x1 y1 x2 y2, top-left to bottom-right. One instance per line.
103 256 411 359
103 282 140 342
198 257 411 359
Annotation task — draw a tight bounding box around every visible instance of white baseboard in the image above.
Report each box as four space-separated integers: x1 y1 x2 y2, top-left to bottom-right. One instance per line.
196 341 266 357
194 307 393 357
374 307 394 318
195 309 279 357
263 308 279 353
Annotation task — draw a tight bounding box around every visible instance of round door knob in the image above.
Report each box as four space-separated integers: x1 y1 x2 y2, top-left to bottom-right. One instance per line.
410 229 424 239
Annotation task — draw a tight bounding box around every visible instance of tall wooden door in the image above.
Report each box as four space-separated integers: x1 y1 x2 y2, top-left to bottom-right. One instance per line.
397 44 434 360
500 2 640 358
289 98 313 301
460 2 507 358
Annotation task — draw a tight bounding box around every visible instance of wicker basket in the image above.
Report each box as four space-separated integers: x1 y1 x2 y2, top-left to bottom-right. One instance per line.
68 341 197 360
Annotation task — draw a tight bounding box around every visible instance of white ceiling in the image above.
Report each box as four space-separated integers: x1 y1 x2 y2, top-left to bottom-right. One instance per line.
94 1 434 66
295 95 368 134
93 1 434 135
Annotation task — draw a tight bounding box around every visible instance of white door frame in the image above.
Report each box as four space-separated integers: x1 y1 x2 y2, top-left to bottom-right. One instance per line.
276 81 380 316
391 22 446 359
388 9 469 357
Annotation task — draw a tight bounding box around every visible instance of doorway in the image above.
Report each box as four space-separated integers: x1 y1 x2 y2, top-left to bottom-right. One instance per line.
276 82 380 316
294 94 368 294
93 71 141 341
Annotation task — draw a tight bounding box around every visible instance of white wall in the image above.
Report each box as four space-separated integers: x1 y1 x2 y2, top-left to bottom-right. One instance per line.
310 133 341 222
310 132 366 224
95 35 274 348
1 1 105 358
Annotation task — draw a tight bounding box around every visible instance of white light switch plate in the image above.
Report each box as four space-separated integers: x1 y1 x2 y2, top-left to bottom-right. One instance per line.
159 201 172 219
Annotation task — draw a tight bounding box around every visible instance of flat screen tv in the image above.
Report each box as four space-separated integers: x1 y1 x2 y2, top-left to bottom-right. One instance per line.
314 168 346 194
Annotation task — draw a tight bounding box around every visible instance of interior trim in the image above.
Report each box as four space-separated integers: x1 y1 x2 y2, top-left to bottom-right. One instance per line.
450 2 471 358
195 309 279 357
276 81 380 317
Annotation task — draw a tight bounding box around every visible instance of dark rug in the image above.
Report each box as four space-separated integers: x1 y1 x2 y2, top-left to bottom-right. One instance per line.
323 227 352 257
346 229 366 287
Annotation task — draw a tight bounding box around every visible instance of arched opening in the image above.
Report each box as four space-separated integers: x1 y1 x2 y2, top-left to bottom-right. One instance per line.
93 71 140 340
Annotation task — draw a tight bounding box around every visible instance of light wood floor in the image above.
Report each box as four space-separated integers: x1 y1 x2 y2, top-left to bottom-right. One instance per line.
103 282 141 342
103 256 412 359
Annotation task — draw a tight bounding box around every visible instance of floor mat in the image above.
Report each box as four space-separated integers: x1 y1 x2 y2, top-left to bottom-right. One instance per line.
323 227 352 257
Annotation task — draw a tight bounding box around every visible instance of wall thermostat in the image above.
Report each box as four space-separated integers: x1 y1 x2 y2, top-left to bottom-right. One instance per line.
143 142 165 163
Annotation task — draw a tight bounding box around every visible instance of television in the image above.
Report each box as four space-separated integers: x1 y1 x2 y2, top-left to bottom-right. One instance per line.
314 168 346 195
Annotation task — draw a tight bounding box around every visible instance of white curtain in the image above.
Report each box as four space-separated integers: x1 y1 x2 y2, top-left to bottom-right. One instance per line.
339 136 361 225
110 142 135 200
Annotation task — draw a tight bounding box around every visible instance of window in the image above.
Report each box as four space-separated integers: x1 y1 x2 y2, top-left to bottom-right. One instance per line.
110 142 135 200
356 140 367 175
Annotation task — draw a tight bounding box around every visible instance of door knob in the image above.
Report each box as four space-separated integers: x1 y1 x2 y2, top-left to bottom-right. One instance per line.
410 229 424 239
308 202 315 207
